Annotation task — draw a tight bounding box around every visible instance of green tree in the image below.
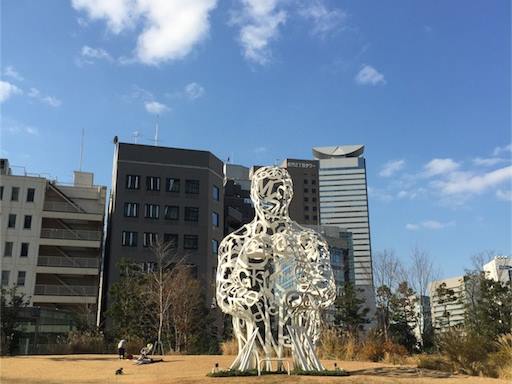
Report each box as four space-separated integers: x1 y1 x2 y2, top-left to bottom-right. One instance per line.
334 282 370 337
434 282 458 330
1 286 29 355
388 281 418 352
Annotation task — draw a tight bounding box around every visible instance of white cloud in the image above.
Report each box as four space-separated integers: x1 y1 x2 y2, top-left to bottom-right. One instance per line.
231 0 286 65
184 82 205 100
3 117 39 136
496 189 512 202
253 146 267 153
472 157 507 167
298 0 346 38
492 144 512 157
379 159 405 177
432 166 512 195
423 158 460 177
27 87 62 107
0 80 22 103
355 64 385 86
72 0 218 65
406 220 455 231
368 186 393 202
4 66 24 81
80 45 114 64
144 100 169 114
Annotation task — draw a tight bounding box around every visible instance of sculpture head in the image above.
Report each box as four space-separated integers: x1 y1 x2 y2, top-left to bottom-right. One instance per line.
250 166 293 220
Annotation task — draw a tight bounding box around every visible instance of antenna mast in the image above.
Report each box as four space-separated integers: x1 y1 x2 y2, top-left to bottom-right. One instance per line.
79 128 85 171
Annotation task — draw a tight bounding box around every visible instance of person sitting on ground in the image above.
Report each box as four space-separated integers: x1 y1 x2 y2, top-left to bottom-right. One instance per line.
117 339 127 359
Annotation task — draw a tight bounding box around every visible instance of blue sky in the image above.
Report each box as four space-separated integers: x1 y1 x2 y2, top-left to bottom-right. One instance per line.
1 0 511 279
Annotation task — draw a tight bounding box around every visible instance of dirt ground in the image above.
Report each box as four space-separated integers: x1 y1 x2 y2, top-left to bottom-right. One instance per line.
0 354 508 384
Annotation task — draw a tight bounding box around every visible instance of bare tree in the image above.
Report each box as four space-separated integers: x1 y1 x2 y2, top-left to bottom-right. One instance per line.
373 249 407 291
470 249 497 272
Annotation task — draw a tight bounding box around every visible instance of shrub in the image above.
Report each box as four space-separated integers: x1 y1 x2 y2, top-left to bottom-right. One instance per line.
417 354 454 373
489 334 512 380
220 338 238 355
317 328 358 360
359 338 384 362
66 330 105 354
382 340 409 364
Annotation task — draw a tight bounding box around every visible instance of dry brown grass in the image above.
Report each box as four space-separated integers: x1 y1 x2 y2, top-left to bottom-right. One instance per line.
0 354 509 384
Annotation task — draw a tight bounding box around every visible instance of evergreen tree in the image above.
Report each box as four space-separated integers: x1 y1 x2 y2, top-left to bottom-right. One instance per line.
1 286 29 355
334 282 370 337
388 281 418 352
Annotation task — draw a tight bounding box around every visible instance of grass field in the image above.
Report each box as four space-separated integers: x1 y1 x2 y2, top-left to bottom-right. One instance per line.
0 354 508 384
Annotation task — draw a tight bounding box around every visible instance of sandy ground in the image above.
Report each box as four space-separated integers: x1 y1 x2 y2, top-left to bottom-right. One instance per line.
0 354 508 384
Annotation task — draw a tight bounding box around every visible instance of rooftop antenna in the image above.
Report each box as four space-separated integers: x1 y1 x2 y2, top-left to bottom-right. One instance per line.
154 114 160 146
132 130 140 144
79 128 85 171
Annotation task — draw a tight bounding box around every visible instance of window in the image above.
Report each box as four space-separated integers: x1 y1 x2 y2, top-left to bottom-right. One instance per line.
144 204 160 219
304 197 309 202
26 188 35 202
304 188 308 193
11 187 19 201
212 185 220 201
146 176 160 191
185 207 199 222
0 186 3 200
124 202 139 217
16 271 26 286
142 262 157 273
312 215 317 221
20 243 29 257
164 233 178 248
185 179 200 194
304 206 309 211
1 271 9 286
166 178 180 192
212 212 220 227
8 214 16 228
312 180 316 185
304 179 308 184
312 188 317 193
143 232 158 247
184 235 198 250
126 175 140 190
164 205 179 220
4 242 13 257
312 206 317 211
212 239 219 255
23 215 32 229
304 215 310 221
312 197 317 202
121 231 138 247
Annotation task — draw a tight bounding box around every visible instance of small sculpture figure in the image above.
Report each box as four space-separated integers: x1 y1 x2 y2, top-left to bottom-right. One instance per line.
216 166 336 371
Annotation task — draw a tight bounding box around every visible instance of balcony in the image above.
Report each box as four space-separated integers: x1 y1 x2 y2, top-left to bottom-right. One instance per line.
37 256 99 269
34 284 97 297
40 228 102 242
43 201 104 215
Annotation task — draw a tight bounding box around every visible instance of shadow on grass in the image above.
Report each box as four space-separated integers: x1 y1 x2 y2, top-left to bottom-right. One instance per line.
48 356 183 363
350 366 451 379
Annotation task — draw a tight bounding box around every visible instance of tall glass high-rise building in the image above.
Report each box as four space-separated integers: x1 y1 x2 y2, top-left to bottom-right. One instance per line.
312 145 375 311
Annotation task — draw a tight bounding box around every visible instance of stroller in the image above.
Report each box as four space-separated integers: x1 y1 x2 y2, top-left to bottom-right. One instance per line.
134 343 162 365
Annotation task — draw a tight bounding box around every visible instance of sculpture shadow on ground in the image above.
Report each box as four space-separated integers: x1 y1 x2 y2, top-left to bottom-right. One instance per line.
350 366 452 379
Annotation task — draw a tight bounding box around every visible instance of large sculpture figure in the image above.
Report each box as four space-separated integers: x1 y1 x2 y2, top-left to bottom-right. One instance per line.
216 166 336 372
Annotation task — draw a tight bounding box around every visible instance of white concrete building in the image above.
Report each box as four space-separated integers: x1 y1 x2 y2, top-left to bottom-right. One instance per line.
429 276 466 331
0 159 106 323
312 145 375 310
483 256 512 284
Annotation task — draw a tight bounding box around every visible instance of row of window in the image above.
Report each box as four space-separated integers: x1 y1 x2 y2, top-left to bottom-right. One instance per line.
1 270 25 287
123 203 220 226
6 214 32 229
303 179 317 185
121 231 219 254
0 186 36 202
125 175 220 200
304 215 318 221
303 197 317 202
303 188 317 194
3 241 29 257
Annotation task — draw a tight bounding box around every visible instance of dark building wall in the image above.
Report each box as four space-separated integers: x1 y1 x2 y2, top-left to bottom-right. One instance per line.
102 143 224 313
281 159 320 225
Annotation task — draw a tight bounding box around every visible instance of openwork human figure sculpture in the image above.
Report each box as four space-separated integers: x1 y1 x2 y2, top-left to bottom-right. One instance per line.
216 166 336 372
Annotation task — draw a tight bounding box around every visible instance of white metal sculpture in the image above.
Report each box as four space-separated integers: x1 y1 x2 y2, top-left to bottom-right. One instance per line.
216 166 336 372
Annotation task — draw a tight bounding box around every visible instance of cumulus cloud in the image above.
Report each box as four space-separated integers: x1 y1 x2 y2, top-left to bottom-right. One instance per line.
406 220 455 231
472 157 507 167
355 64 385 86
493 144 512 157
368 186 393 202
423 158 460 177
298 0 346 38
72 0 218 65
79 45 114 64
144 100 169 114
379 159 405 177
230 0 286 65
27 88 62 107
432 166 512 196
4 66 24 81
184 82 205 100
0 80 22 103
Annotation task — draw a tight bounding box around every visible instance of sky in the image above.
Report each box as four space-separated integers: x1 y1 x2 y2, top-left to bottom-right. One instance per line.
1 0 511 280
